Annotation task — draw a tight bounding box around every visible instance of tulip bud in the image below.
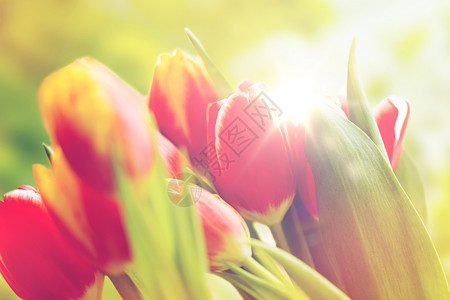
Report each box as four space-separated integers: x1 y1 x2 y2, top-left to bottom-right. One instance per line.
373 97 410 171
38 57 153 193
0 186 100 300
168 180 251 271
335 95 410 171
148 49 219 161
206 81 295 225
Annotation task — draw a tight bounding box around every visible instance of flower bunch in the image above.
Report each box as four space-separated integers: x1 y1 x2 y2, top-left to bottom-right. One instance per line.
1 31 448 300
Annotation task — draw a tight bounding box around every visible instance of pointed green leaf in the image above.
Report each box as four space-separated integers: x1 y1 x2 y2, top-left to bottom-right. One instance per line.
185 28 234 98
304 104 450 299
281 203 315 267
346 38 388 161
42 142 54 164
395 150 428 223
251 239 349 300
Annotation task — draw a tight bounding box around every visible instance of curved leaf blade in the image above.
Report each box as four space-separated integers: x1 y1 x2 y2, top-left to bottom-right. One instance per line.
395 150 428 224
251 239 350 300
185 28 234 99
305 104 450 299
346 38 388 161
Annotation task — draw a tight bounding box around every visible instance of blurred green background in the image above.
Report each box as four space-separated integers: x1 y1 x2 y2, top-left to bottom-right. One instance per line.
1 0 449 298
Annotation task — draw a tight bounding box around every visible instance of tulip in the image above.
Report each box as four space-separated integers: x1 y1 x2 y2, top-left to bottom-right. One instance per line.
34 138 182 275
336 95 410 171
148 49 219 161
168 180 251 271
373 96 410 171
206 81 296 226
36 58 184 274
0 186 100 300
33 148 130 275
38 57 153 193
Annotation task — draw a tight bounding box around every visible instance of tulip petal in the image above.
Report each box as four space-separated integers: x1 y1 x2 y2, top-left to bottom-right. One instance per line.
33 148 131 274
0 187 98 300
304 104 450 299
39 57 152 193
373 96 410 170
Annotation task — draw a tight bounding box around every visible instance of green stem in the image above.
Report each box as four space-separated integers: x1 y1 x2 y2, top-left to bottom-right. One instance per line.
243 257 283 286
109 273 142 300
286 205 315 267
270 222 291 253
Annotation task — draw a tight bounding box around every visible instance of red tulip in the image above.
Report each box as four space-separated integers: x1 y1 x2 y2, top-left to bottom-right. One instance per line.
206 81 296 225
336 94 410 171
0 186 101 300
373 96 410 171
148 49 219 161
168 180 251 271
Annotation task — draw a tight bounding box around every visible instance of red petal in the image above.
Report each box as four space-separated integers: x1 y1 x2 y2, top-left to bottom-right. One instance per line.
374 97 410 170
0 188 97 300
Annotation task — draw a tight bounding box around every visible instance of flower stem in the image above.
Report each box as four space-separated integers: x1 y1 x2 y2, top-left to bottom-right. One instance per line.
109 273 142 300
269 222 291 253
243 256 283 286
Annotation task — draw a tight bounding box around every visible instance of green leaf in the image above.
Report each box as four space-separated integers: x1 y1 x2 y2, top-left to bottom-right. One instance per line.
304 104 450 299
42 142 54 164
251 239 349 300
281 203 315 267
252 245 293 287
395 150 428 224
225 261 290 299
346 38 388 161
116 131 211 300
185 28 234 99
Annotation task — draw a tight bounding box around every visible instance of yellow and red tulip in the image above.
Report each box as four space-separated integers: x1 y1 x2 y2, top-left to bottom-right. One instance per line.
38 57 153 193
35 58 187 274
0 186 101 300
168 180 251 271
206 81 296 225
148 49 219 161
33 148 131 275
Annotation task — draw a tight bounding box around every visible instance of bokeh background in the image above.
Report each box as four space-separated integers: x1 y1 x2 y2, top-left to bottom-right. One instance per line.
1 0 449 298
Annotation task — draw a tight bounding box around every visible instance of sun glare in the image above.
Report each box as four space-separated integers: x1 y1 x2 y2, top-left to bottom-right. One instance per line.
271 79 319 125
